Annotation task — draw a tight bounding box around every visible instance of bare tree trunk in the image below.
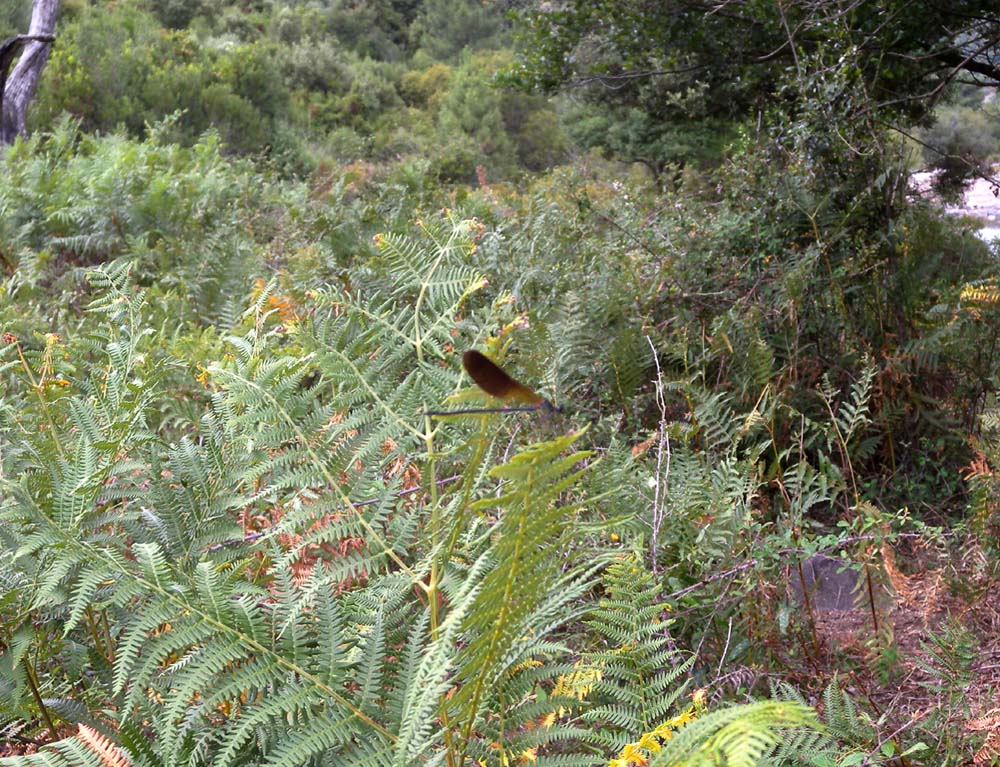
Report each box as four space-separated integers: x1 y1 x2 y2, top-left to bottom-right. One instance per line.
1 0 60 144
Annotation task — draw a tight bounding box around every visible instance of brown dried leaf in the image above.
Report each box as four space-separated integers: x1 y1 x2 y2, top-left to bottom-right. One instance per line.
76 724 130 767
631 433 656 458
967 711 1000 766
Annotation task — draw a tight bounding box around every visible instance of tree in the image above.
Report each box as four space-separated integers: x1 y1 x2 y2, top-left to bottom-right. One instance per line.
508 0 1000 173
410 0 507 61
1 0 58 144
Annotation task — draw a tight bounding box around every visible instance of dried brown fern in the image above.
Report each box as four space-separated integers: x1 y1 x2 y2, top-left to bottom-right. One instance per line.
76 724 129 767
968 711 1000 765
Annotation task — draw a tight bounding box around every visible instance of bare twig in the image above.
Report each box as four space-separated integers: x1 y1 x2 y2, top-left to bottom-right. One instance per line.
647 336 671 575
662 531 941 601
665 561 758 601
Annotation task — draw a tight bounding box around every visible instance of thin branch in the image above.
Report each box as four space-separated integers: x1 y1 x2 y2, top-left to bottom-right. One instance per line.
646 336 670 575
662 532 941 601
566 63 708 90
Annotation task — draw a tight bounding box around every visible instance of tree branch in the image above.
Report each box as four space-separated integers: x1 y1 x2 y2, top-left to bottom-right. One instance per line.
1 0 60 145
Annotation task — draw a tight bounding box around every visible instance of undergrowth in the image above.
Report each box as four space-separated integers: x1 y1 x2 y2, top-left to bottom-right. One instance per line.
1 104 998 764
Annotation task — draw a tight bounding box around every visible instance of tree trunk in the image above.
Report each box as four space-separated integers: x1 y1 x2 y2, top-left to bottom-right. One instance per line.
1 0 60 145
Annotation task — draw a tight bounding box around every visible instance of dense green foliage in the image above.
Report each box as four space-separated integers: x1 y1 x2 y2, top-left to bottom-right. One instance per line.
0 171 817 764
2 0 1000 765
20 0 562 179
509 0 1000 179
918 85 1000 197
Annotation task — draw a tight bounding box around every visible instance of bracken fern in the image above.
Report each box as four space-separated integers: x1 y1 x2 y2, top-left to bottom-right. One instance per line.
1 216 826 767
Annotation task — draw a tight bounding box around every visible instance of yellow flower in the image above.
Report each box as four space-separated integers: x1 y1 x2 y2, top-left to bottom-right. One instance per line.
637 732 662 753
617 742 648 766
692 688 708 710
673 710 694 727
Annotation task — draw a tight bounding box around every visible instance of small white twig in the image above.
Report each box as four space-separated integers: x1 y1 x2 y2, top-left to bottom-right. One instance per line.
716 617 734 679
646 336 671 575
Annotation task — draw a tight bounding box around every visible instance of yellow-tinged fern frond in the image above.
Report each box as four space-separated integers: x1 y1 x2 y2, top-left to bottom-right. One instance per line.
960 279 1000 305
611 702 706 766
450 431 595 736
648 701 820 767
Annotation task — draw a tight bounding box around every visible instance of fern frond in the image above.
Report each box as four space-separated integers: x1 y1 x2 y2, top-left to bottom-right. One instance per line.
648 701 819 767
579 555 693 756
450 431 594 744
818 356 876 451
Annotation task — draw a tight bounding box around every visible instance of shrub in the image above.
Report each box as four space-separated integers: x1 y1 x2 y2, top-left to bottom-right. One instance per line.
30 6 293 157
921 105 999 198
